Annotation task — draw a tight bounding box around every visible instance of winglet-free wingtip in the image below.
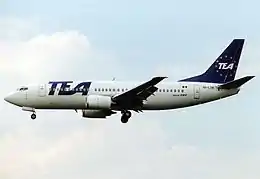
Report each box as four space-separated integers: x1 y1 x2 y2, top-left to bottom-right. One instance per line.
152 76 168 80
161 76 168 80
160 76 168 79
159 76 168 81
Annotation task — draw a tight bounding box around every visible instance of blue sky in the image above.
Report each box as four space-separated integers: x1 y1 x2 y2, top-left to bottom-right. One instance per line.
1 0 260 178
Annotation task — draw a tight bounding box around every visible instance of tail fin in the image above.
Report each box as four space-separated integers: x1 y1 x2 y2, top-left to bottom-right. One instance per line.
179 39 245 83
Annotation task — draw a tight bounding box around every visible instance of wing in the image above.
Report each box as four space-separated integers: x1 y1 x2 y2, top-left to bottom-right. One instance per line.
112 76 167 110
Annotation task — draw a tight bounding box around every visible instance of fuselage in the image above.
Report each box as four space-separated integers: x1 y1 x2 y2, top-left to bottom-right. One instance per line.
5 80 240 111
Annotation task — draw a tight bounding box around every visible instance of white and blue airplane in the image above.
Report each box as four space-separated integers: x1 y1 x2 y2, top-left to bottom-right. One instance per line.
4 39 254 123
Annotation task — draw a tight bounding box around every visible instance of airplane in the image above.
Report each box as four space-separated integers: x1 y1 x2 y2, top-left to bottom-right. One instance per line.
4 39 255 123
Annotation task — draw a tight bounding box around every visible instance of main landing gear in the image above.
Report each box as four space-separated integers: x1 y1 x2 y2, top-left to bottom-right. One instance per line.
121 110 132 123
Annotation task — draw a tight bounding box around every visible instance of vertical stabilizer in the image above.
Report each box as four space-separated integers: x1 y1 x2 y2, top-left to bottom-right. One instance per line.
179 39 244 83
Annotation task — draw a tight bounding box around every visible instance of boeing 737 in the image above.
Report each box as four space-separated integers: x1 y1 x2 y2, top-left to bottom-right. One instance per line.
4 39 255 123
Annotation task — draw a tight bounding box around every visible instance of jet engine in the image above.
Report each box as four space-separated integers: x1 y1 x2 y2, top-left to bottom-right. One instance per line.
82 109 115 118
85 95 112 109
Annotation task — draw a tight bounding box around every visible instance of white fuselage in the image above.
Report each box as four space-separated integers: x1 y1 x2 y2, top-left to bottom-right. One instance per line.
6 81 240 111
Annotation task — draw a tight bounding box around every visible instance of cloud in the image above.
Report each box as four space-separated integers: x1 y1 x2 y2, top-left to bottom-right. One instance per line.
0 17 38 41
1 118 260 179
0 20 125 85
0 123 105 179
1 31 88 81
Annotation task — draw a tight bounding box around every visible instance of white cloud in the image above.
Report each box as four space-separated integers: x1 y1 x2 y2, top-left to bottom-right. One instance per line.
1 118 260 179
0 123 105 179
1 31 87 81
0 17 40 41
0 31 124 84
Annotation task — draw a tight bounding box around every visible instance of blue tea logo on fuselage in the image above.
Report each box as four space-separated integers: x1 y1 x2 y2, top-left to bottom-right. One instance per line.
48 81 91 95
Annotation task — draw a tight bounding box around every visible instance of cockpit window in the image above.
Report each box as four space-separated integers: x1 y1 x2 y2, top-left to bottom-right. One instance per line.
18 87 28 91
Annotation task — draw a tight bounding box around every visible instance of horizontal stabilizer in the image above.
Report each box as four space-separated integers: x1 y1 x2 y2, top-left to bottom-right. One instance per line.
218 76 255 89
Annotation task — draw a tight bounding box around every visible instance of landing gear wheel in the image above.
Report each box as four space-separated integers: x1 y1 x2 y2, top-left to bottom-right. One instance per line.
121 111 132 123
121 115 129 123
31 113 36 120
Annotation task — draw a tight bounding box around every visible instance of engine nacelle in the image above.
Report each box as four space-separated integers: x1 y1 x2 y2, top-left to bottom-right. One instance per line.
82 109 109 118
86 95 112 109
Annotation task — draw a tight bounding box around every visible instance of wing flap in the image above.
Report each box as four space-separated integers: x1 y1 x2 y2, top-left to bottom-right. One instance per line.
112 76 167 102
112 76 167 108
137 86 158 100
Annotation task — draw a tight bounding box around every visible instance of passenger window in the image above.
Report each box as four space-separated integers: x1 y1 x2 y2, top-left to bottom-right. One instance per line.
166 89 169 92
178 89 180 92
181 89 184 92
170 89 173 92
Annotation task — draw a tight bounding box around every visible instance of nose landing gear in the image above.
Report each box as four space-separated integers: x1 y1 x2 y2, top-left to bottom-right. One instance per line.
121 110 132 123
22 107 36 120
31 113 36 120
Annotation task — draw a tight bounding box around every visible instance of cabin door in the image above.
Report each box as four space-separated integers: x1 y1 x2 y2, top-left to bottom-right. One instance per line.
38 84 46 97
193 85 200 99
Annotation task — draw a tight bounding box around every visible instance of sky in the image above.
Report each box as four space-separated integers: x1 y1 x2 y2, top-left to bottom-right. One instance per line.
0 0 260 178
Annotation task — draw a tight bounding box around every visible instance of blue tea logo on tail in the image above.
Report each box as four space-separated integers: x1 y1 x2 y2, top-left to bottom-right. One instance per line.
179 39 244 83
218 62 234 70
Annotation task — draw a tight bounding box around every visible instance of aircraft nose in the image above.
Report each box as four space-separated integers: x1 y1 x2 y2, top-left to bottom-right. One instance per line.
5 94 13 103
4 93 17 105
